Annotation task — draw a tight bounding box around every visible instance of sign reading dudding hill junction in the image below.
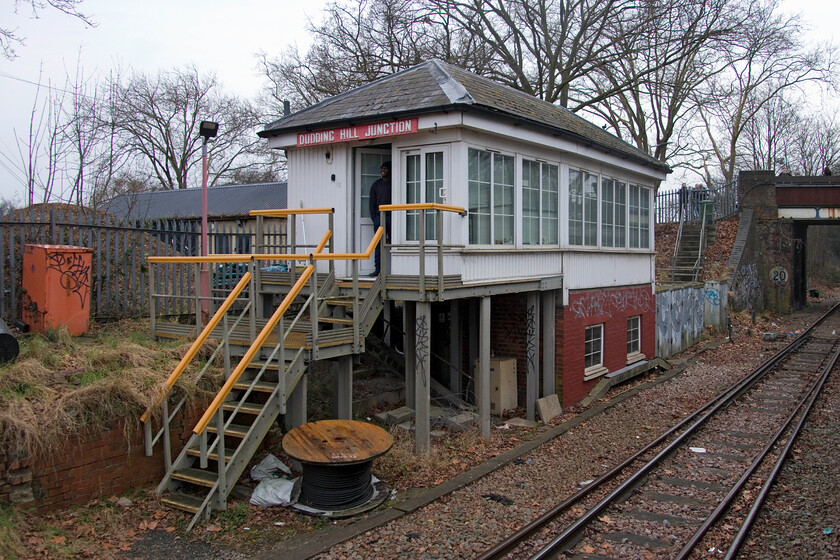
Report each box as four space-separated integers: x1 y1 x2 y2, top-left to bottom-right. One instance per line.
296 118 419 147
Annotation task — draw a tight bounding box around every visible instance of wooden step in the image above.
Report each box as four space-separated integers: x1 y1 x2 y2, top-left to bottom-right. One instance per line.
324 298 356 307
171 468 218 488
207 422 252 438
222 402 263 415
186 446 236 462
318 316 354 325
161 491 204 514
233 380 276 393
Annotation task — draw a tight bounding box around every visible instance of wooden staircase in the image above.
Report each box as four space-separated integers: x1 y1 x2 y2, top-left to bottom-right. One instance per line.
144 268 385 529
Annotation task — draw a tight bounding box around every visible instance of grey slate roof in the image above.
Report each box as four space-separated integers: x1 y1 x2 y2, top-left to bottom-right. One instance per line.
101 182 287 221
260 60 670 173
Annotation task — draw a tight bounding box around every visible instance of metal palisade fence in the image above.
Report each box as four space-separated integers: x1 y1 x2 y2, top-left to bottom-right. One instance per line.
655 179 739 223
0 205 283 324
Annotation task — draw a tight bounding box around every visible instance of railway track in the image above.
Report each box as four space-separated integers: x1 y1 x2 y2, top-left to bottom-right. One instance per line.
479 302 840 560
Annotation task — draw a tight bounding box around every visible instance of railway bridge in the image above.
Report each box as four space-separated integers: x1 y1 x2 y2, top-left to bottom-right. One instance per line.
733 170 840 312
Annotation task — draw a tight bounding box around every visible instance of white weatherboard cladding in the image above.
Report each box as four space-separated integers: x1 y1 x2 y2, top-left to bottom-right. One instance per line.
460 251 562 284
287 146 352 274
562 252 654 304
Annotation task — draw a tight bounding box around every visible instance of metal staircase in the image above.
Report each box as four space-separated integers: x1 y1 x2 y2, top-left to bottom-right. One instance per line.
142 227 387 529
671 205 717 282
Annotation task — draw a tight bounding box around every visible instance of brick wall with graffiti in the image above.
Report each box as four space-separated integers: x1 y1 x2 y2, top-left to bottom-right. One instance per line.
562 286 656 406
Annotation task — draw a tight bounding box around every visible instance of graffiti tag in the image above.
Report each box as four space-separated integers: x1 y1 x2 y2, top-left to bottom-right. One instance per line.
46 252 91 308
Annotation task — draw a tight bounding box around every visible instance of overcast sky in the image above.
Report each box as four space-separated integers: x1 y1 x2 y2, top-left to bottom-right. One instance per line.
0 0 837 203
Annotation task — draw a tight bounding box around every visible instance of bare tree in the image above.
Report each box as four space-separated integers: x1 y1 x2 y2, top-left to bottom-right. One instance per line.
788 113 840 175
1 0 94 59
257 0 492 114
579 0 747 163
688 0 836 183
104 66 276 191
7 72 67 205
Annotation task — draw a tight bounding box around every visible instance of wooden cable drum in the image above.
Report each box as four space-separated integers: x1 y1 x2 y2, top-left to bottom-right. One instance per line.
282 419 393 511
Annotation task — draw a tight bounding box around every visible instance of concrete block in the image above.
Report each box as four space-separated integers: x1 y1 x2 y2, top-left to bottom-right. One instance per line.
429 406 445 419
385 406 415 425
374 411 390 424
442 411 479 432
505 417 538 429
430 430 448 441
382 390 402 406
536 394 562 423
394 421 413 431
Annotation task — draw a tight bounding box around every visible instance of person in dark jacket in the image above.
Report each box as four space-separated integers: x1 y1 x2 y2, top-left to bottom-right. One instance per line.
368 161 392 275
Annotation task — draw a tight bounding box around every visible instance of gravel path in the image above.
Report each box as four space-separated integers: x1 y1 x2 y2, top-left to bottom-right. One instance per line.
258 296 840 560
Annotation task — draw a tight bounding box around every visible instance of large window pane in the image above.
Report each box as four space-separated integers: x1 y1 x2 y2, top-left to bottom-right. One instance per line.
584 172 598 246
406 154 420 240
568 169 583 245
542 163 558 244
522 160 540 245
468 148 491 244
469 148 514 245
425 151 444 240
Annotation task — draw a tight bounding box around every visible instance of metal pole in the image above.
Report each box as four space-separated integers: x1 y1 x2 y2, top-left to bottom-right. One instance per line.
200 138 210 323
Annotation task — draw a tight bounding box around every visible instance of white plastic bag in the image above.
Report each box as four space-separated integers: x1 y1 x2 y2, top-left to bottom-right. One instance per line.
250 454 292 481
250 477 300 507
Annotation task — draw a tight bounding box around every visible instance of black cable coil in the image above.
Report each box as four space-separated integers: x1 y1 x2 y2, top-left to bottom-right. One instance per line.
298 461 375 510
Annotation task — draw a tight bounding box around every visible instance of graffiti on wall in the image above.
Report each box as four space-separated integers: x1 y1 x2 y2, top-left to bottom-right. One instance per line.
733 262 764 310
415 314 430 388
569 288 655 319
46 252 91 308
705 288 721 306
526 303 538 372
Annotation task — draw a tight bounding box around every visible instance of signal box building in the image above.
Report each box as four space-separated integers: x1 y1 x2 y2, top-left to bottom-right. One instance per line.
259 60 670 447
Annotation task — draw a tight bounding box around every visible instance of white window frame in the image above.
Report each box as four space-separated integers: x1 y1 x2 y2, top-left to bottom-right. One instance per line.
601 177 627 248
584 323 608 380
569 168 599 247
627 315 643 364
404 147 448 241
468 147 515 246
521 158 559 246
629 184 651 249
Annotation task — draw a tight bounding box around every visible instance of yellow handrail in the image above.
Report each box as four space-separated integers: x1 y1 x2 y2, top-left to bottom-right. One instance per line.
378 202 466 215
140 271 253 424
193 265 314 435
249 208 334 217
146 230 334 264
310 227 383 261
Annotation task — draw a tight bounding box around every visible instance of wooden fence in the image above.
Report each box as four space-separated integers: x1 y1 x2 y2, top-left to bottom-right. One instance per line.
0 205 284 324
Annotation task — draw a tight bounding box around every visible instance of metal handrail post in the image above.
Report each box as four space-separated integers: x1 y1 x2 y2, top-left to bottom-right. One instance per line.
379 208 387 279
328 210 335 275
418 209 426 298
249 258 257 339
352 259 360 352
149 263 157 335
437 209 444 295
195 264 202 330
289 215 297 285
309 255 319 351
221 311 231 379
215 408 226 509
162 399 172 472
254 215 264 298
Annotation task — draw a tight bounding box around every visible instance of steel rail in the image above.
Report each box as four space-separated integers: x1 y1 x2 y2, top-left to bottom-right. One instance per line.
676 336 840 559
478 302 840 560
724 336 840 559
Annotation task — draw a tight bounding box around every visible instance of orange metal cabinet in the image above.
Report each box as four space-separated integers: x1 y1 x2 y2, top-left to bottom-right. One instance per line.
21 244 94 335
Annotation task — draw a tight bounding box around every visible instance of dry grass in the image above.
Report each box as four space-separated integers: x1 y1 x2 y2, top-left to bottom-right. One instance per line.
0 320 223 456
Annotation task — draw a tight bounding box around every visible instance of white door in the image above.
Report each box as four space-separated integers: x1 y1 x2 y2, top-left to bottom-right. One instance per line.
355 149 391 274
404 146 448 242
